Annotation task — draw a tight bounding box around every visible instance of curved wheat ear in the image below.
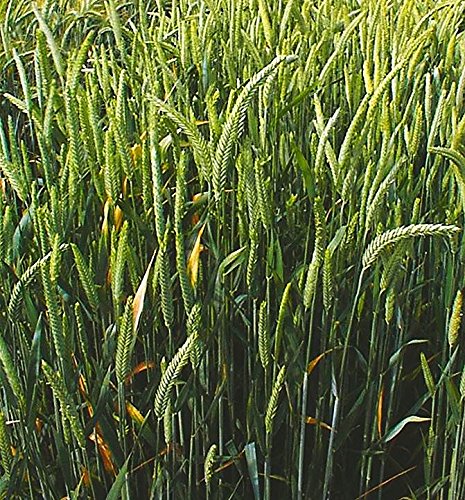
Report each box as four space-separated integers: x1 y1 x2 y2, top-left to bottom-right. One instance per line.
41 360 85 447
32 4 64 78
154 334 197 419
204 444 217 485
71 244 99 311
265 365 286 434
0 334 25 409
258 300 270 370
362 224 460 269
213 55 297 203
116 297 135 384
151 98 212 182
8 250 57 321
429 147 465 213
67 31 94 94
448 290 462 349
318 11 365 84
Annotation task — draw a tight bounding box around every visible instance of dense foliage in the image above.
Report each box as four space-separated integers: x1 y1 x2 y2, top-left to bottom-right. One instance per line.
0 0 465 498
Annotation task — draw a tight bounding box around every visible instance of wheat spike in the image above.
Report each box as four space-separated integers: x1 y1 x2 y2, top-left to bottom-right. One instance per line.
204 444 217 485
265 365 286 434
420 352 435 397
71 244 99 311
274 283 292 362
42 360 85 447
0 412 12 476
152 98 212 182
258 300 271 370
0 334 25 409
112 221 129 308
116 297 135 384
8 253 52 321
187 303 202 369
154 334 197 419
213 55 297 203
448 290 463 349
362 224 460 269
323 249 334 312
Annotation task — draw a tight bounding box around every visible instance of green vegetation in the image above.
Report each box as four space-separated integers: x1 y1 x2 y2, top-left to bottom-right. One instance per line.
0 0 464 498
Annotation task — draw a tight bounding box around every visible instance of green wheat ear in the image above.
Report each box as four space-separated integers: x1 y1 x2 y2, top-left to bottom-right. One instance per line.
213 55 296 203
448 290 463 349
0 412 12 477
154 334 197 419
265 365 286 434
362 224 460 269
71 243 99 311
41 360 85 448
0 334 25 409
187 303 202 369
420 353 436 398
204 444 217 485
258 300 270 370
115 297 135 384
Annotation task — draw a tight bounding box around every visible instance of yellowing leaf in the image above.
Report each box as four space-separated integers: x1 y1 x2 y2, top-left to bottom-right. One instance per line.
383 415 431 443
187 224 206 287
126 401 145 426
133 250 156 332
377 385 384 438
130 143 142 163
101 199 111 238
114 205 124 231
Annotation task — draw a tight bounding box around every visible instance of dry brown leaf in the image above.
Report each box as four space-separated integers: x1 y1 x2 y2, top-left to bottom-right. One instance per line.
307 350 332 375
305 417 333 431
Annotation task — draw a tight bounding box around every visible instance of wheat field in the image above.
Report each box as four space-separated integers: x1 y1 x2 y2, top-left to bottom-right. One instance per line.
0 0 464 498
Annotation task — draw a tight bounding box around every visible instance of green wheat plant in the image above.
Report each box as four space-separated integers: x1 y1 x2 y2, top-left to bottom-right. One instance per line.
0 0 464 498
